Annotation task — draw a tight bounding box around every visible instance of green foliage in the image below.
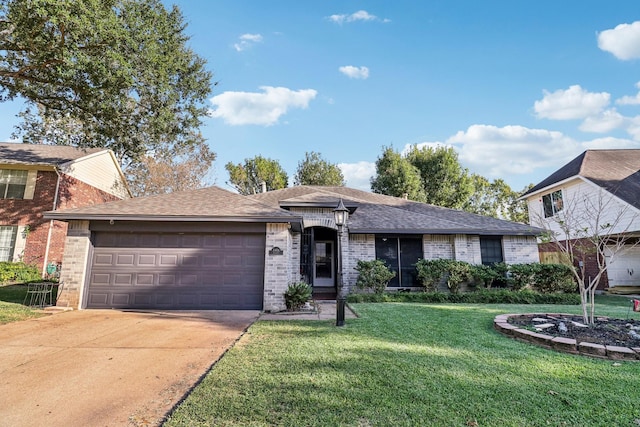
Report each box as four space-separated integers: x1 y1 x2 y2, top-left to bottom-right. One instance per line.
0 262 41 284
507 263 540 291
530 264 577 293
415 259 449 291
226 155 289 195
355 259 396 294
470 262 507 288
347 289 581 305
294 151 345 186
370 146 531 222
415 259 473 293
1 0 212 165
370 146 426 202
464 176 529 222
405 145 473 210
283 281 312 311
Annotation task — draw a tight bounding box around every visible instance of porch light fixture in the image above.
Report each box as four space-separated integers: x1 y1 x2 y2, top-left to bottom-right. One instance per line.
333 198 349 227
333 198 349 327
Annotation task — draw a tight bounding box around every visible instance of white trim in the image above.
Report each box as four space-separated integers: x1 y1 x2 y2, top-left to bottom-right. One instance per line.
42 169 61 275
23 170 37 199
302 217 337 230
519 175 582 200
579 177 640 217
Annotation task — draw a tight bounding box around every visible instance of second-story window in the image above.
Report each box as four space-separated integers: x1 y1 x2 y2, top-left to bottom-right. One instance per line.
542 189 563 218
0 169 28 199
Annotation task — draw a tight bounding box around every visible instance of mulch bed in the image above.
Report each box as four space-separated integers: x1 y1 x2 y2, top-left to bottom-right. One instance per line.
509 315 640 348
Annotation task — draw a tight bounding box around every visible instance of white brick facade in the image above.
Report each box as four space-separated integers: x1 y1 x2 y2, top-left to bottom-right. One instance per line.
453 234 482 264
263 223 297 312
423 235 454 259
503 235 539 264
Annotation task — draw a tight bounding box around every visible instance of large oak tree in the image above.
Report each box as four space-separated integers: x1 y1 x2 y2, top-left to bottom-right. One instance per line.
0 0 213 168
294 151 345 186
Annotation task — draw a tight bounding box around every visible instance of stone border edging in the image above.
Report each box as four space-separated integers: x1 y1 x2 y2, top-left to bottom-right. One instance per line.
494 313 640 361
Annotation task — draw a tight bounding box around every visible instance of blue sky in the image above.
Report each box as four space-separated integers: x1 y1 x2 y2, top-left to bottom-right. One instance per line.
2 1 640 193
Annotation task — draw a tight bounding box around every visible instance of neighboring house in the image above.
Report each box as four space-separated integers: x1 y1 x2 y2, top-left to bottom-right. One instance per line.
521 149 640 290
46 185 541 311
0 143 130 274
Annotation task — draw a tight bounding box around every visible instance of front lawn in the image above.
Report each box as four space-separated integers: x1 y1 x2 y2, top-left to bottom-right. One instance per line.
165 297 640 427
0 284 45 324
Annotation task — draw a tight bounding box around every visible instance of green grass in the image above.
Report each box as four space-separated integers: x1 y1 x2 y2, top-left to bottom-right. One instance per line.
0 284 45 324
165 296 640 427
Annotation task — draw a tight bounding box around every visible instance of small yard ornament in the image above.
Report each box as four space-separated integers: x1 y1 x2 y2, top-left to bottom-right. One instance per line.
634 299 640 312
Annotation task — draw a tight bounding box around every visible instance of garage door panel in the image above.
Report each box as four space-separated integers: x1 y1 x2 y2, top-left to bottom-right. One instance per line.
116 254 135 266
160 255 178 266
114 274 134 285
94 253 114 265
136 274 154 285
88 232 265 309
138 254 156 265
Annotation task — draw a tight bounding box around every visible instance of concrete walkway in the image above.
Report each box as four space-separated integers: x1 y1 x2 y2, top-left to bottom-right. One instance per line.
260 300 357 321
0 309 259 427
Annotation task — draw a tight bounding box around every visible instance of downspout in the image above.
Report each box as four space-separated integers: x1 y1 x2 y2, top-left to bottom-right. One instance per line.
42 167 62 277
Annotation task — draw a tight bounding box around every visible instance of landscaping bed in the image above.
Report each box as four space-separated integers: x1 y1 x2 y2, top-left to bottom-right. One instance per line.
495 313 640 360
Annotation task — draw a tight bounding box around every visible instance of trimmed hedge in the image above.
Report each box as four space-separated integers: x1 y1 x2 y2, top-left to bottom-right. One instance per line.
347 289 581 305
0 262 41 284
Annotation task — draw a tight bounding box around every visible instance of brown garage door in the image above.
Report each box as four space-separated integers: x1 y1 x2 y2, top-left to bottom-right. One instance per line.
86 232 265 309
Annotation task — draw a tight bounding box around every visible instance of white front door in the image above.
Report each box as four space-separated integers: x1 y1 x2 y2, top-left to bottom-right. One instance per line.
314 241 334 287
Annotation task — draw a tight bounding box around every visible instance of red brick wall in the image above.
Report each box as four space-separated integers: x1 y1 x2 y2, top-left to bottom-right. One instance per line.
538 240 609 290
0 170 121 271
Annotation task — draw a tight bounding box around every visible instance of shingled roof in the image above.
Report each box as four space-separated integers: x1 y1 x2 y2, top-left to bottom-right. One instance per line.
521 150 640 210
45 186 301 224
249 186 541 236
0 142 104 166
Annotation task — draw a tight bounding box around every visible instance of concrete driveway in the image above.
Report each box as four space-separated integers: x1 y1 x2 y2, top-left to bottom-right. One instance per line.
0 309 259 427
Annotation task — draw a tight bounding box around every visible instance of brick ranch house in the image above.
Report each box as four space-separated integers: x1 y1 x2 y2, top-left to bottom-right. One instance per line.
521 149 640 291
46 185 542 311
0 143 130 275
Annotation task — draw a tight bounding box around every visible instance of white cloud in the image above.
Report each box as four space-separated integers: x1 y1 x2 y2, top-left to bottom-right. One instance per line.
597 21 640 60
534 85 610 120
339 65 369 79
233 33 263 52
625 116 640 141
338 161 376 191
446 125 581 177
327 10 389 24
581 136 640 150
209 86 318 126
579 109 627 133
616 81 640 105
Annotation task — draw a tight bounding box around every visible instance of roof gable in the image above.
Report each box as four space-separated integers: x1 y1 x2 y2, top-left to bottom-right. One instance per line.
0 142 104 166
249 186 541 236
523 149 640 210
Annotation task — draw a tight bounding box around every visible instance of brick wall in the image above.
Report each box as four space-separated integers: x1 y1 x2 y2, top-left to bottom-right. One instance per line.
345 233 375 288
263 223 294 312
454 234 481 264
423 235 454 259
0 170 120 273
538 240 608 289
503 235 539 264
57 220 91 308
